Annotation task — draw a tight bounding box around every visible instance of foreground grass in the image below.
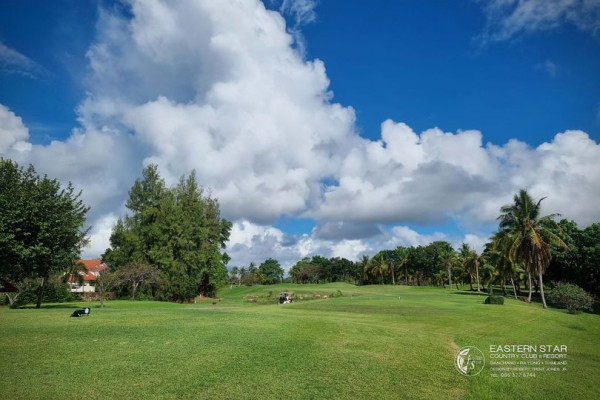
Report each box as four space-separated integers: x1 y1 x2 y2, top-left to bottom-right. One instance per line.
1 283 598 399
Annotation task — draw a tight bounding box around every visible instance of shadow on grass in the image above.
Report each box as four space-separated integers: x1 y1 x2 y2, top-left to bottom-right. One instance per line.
12 304 86 310
452 291 489 296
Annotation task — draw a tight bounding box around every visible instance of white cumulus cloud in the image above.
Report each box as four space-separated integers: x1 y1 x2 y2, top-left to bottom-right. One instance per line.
316 121 600 230
1 0 598 267
0 104 30 153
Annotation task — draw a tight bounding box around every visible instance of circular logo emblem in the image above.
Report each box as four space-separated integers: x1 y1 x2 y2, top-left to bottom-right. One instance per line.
455 346 485 376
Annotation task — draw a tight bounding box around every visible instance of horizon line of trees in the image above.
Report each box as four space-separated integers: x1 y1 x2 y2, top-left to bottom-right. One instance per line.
2 157 597 308
228 190 599 308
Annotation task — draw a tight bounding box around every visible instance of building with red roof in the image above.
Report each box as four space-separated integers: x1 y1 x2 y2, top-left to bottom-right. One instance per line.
67 259 107 293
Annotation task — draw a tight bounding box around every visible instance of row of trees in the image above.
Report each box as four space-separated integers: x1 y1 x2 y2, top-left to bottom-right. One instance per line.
238 190 597 311
234 240 504 292
103 165 232 301
288 256 357 284
228 258 285 286
1 157 595 309
1 160 233 306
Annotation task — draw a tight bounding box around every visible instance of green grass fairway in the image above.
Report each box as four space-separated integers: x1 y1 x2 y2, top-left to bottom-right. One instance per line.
1 283 598 399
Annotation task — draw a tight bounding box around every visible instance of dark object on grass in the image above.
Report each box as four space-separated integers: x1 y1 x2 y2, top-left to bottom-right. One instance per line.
71 307 91 317
484 296 504 305
279 293 293 304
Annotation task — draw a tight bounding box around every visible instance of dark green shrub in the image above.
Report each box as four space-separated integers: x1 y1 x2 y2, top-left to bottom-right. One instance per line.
7 279 80 308
484 295 504 305
547 283 594 314
135 292 152 301
42 281 72 303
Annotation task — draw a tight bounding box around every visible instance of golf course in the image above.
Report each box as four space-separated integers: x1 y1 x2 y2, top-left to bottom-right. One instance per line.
1 283 598 400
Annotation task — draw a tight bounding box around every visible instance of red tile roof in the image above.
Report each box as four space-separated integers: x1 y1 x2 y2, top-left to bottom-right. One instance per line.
68 259 108 282
67 273 98 282
77 259 107 272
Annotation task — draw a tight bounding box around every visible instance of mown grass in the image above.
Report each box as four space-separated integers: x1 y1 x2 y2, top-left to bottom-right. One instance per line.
1 283 598 399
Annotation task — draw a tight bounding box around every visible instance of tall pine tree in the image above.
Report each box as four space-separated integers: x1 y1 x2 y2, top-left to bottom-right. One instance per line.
104 165 231 300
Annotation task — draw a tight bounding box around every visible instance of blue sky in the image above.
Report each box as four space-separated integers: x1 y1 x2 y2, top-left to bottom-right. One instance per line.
300 1 599 145
2 1 599 146
1 0 599 267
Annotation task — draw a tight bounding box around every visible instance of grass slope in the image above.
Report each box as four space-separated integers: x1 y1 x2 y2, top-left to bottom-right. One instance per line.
1 283 598 399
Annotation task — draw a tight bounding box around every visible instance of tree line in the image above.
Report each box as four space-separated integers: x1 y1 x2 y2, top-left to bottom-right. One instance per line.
1 160 232 307
1 158 597 309
231 190 598 310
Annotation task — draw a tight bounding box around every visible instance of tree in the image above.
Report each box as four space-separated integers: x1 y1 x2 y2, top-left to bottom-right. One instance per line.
258 258 284 284
395 247 410 286
370 253 388 284
96 268 119 308
577 223 600 295
433 270 447 288
289 257 322 284
451 262 469 290
117 263 162 300
488 233 520 299
328 257 355 283
460 244 481 292
430 241 456 288
407 246 428 286
359 255 370 284
497 189 567 308
247 262 261 285
545 220 579 286
310 256 332 283
239 267 248 285
104 165 231 300
0 159 89 308
546 220 600 296
374 249 401 285
546 283 594 314
229 266 239 288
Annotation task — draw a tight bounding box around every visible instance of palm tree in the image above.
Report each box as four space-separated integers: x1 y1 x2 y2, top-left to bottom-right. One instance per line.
395 247 410 286
238 267 249 286
458 244 473 290
370 254 388 284
497 189 567 308
459 244 481 292
479 261 497 293
440 246 457 289
433 270 447 288
360 255 371 283
467 250 482 293
452 264 467 290
230 266 239 288
489 233 520 299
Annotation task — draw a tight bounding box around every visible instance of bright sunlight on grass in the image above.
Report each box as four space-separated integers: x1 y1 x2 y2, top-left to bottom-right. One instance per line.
1 283 598 399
